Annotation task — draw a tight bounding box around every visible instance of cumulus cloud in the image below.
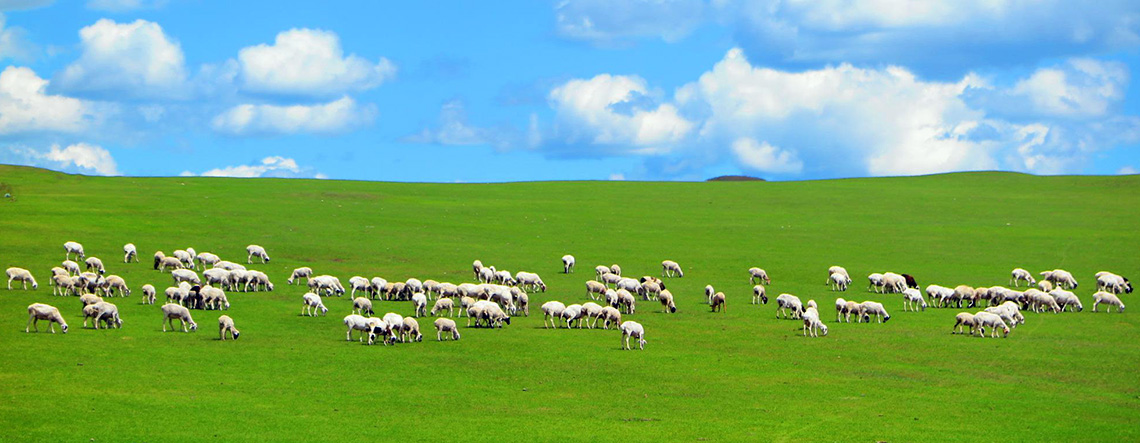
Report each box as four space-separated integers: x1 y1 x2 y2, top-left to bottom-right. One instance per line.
548 73 692 154
181 156 325 179
56 19 188 99
237 28 395 97
211 95 375 136
403 100 516 148
730 138 802 174
1 142 119 175
1004 58 1128 118
86 0 166 12
0 66 95 134
556 0 705 44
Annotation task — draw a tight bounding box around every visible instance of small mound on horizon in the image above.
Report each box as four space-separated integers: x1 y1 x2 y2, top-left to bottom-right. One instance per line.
706 175 766 182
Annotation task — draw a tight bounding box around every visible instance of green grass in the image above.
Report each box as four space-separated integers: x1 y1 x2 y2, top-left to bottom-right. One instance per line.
0 164 1138 442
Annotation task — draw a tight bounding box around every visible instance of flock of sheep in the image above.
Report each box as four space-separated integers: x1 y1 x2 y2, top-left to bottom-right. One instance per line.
7 241 1131 348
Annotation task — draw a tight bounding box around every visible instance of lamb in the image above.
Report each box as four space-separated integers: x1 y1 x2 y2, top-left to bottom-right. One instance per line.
562 255 575 273
541 301 566 328
6 267 38 290
218 315 240 340
829 272 850 291
1049 289 1082 312
595 265 611 280
776 294 804 319
825 266 849 285
710 292 726 312
858 301 891 323
352 297 375 317
158 256 184 272
619 321 647 350
953 312 977 335
26 303 68 333
161 303 197 332
902 288 927 312
103 275 130 297
171 269 201 285
972 311 1010 338
195 252 221 268
749 267 771 285
123 243 138 263
1010 268 1036 287
431 298 454 317
434 318 461 341
586 280 608 300
412 292 428 317
1092 291 1125 313
561 304 585 328
173 250 195 270
752 285 768 304
617 289 636 314
141 284 156 304
661 260 684 278
301 293 328 316
246 245 270 264
349 276 371 298
401 317 423 342
288 267 313 285
801 307 828 337
88 302 123 329
658 289 677 313
343 314 373 342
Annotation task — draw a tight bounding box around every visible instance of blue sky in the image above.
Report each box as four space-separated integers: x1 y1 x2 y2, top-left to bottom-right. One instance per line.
1 0 1139 181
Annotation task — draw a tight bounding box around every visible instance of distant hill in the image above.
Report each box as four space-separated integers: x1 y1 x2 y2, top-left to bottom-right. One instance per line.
706 175 766 182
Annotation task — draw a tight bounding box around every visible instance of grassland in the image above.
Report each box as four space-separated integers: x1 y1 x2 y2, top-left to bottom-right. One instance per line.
0 164 1137 442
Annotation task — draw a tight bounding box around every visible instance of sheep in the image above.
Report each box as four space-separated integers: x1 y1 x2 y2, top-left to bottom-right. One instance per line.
562 255 575 273
366 318 394 346
984 302 1025 328
880 273 906 294
515 271 546 293
288 267 313 285
214 261 246 271
598 273 621 288
50 266 68 279
752 285 769 305
203 268 231 290
1010 268 1036 287
164 284 190 305
1049 289 1083 312
384 313 408 341
352 297 375 317
343 314 373 342
1044 269 1078 289
639 280 663 300
301 293 328 316
710 292 726 312
217 315 240 340
6 267 38 290
434 318 461 341
705 285 715 304
60 260 80 276
953 312 977 335
173 250 195 270
748 267 771 285
541 301 566 329
620 321 647 350
576 302 603 328
412 293 428 317
867 273 884 291
430 298 454 317
77 272 103 294
248 271 274 292
902 288 926 312
829 272 851 291
26 303 68 333
423 280 441 298
161 303 197 332
104 275 130 297
1092 291 1125 313
195 252 221 268
158 256 184 272
349 276 370 298
401 317 423 342
480 302 512 328
477 267 495 283
171 269 201 285
948 285 975 309
595 265 611 280
604 289 619 308
561 304 585 329
1097 273 1133 294
472 260 485 279
516 291 531 317
973 311 1010 338
597 306 622 330
858 301 891 323
141 284 156 304
658 289 677 313
776 294 804 319
152 251 165 270
801 307 828 337
246 245 270 264
309 275 345 297
842 301 861 322
79 293 104 307
370 277 390 299
1036 280 1053 292
121 243 138 263
825 266 849 285
617 289 636 314
901 274 919 289
1025 289 1060 313
661 260 684 278
51 274 75 296
610 264 622 276
616 278 642 297
586 280 608 300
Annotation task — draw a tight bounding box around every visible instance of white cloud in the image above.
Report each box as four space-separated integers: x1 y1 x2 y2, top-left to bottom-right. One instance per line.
86 0 166 12
403 100 514 148
183 156 324 179
0 66 94 134
211 96 375 136
548 73 692 153
608 173 626 180
56 19 188 99
1 143 118 175
1119 165 1138 175
556 0 705 44
0 13 35 61
237 28 395 97
730 138 802 174
1005 58 1128 118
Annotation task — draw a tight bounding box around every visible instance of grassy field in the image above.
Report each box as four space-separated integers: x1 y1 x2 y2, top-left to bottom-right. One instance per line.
0 164 1137 442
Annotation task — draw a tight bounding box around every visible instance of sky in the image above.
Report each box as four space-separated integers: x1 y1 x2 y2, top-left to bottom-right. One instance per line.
1 0 1139 182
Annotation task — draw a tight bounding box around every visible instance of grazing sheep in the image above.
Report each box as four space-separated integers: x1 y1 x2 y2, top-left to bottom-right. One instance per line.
514 272 547 293
214 261 246 271
880 273 906 294
104 275 130 297
62 260 81 276
434 318 461 341
401 317 423 342
858 301 891 323
366 318 394 346
383 313 406 341
867 273 884 291
63 241 85 261
639 280 663 301
973 312 1010 338
616 278 642 297
776 294 804 319
158 256 184 272
301 293 328 316
173 250 195 270
597 306 622 330
141 284 156 304
595 265 611 280
218 315 240 340
562 255 575 273
578 302 604 328
371 277 390 299
516 291 531 317
195 252 221 268
661 260 684 278
1025 289 1060 313
586 280 608 300
123 243 138 263
164 284 189 306
705 285 715 304
204 268 232 290
309 275 345 297
801 307 828 337
953 312 977 335
1049 289 1083 312
79 293 104 307
604 289 619 308
431 298 454 317
288 267 313 285
752 285 768 304
541 301 566 329
1043 269 1078 289
51 274 75 296
50 266 68 279
984 302 1025 328
829 272 851 291
352 297 375 317
6 267 38 290
26 303 68 333
1097 273 1133 294
902 288 927 312
1036 280 1053 292
710 292 726 313
561 304 585 329
1010 268 1036 287
842 301 861 322
749 267 771 285
477 267 495 284
171 269 201 285
423 280 441 298
153 251 165 270
343 314 373 342
161 303 197 332
610 264 622 276
658 289 677 313
1092 291 1125 313
601 272 623 287
619 321 647 350
949 285 975 309
617 289 636 314
405 278 425 296
349 276 370 298
412 293 428 317
246 245 270 264
826 266 849 285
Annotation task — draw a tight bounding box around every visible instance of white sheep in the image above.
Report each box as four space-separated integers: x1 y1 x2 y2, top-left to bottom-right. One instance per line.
610 264 622 276
658 289 677 313
204 268 231 290
173 250 195 270
123 243 138 263
601 272 623 287
412 293 428 317
858 301 891 323
62 260 81 276
366 318 394 346
541 301 566 329
880 273 906 294
515 271 546 293
639 280 663 301
775 294 804 319
158 256 184 272
1097 273 1132 294
619 321 647 350
218 315 240 340
246 245 270 263
586 280 608 300
301 293 328 316
80 293 104 307
51 274 76 296
984 302 1025 328
161 303 197 332
401 317 423 342
594 265 611 280
604 289 619 308
801 307 828 337
1049 289 1082 312
164 284 189 305
562 255 575 273
561 304 585 329
516 291 530 317
705 285 715 304
371 277 390 298
431 298 454 317
1044 269 1078 289
1092 291 1125 313
748 267 771 285
972 311 1010 338
141 284 156 304
902 288 927 312
288 267 313 285
953 312 977 335
434 318 461 341
6 267 38 290
825 266 849 285
1025 289 1059 313
352 297 375 317
616 278 642 296
829 272 851 291
867 273 884 291
596 306 622 330
1036 280 1054 292
104 275 130 297
752 285 768 304
171 269 200 285
617 289 636 314
661 260 684 278
343 314 373 342
63 241 85 261
195 252 221 268
710 292 726 313
349 276 370 298
1010 268 1036 287
26 303 68 333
